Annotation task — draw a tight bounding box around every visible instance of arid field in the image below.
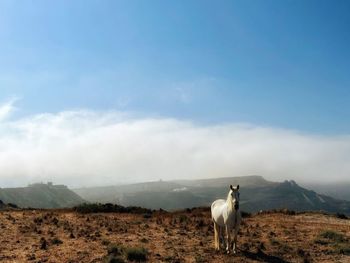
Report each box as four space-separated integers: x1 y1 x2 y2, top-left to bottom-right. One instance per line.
0 208 349 262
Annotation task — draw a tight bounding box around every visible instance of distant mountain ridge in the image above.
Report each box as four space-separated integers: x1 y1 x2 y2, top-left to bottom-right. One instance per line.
0 182 85 208
171 175 274 188
301 182 350 201
74 176 350 214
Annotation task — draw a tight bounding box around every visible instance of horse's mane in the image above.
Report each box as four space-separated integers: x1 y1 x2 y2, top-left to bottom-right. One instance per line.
226 190 234 211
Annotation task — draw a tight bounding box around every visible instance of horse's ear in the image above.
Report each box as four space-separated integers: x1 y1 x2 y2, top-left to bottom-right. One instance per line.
230 185 233 190
237 185 240 190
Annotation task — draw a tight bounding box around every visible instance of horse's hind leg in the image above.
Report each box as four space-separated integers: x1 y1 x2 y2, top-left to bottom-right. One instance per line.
213 222 220 251
219 226 224 248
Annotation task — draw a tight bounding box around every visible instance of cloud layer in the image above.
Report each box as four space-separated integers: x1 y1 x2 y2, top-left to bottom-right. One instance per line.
0 101 349 187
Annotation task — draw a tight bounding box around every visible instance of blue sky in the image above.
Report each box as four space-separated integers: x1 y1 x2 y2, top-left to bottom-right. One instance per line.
0 0 350 134
1 1 350 186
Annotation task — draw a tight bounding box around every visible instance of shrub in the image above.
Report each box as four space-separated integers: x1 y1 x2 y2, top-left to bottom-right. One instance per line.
104 243 147 262
164 255 176 262
258 209 297 215
40 237 47 250
319 230 345 243
195 255 205 263
241 211 251 218
103 255 125 263
314 238 329 245
51 237 63 245
34 217 43 225
143 213 152 219
7 203 18 209
126 247 148 262
269 238 280 246
196 219 204 228
179 214 188 223
336 213 348 220
102 239 111 246
297 248 305 257
334 244 350 255
74 203 152 214
107 244 124 256
140 238 149 243
103 243 126 263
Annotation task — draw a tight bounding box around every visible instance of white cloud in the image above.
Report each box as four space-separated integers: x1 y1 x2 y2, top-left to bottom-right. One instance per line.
0 97 18 121
0 107 349 187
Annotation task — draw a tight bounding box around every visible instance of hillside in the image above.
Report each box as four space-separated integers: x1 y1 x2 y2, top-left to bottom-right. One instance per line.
0 183 85 208
73 176 273 205
74 176 350 214
0 208 349 262
301 182 350 201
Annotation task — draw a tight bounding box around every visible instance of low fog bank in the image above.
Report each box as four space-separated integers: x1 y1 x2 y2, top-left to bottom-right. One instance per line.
0 102 349 188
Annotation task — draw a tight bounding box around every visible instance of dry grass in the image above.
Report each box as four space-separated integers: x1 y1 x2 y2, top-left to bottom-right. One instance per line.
0 208 349 262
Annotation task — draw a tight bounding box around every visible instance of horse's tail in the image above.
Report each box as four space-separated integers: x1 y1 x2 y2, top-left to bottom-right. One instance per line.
210 201 217 221
213 220 220 250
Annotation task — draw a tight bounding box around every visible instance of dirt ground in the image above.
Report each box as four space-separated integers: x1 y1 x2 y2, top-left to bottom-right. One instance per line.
0 208 349 262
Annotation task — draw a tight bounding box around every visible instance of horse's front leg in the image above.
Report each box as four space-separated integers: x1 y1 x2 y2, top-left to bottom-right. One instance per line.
232 232 237 254
225 225 231 254
232 226 239 254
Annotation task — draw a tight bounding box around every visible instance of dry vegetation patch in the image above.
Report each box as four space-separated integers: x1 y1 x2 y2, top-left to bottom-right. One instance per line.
0 208 349 262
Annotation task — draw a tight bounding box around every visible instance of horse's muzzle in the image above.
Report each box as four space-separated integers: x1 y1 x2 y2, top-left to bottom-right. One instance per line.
234 203 239 210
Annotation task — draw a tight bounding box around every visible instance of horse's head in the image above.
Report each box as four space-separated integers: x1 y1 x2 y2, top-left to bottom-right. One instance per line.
229 184 240 210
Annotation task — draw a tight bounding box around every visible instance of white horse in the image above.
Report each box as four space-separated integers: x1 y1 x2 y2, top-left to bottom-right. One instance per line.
211 185 241 254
